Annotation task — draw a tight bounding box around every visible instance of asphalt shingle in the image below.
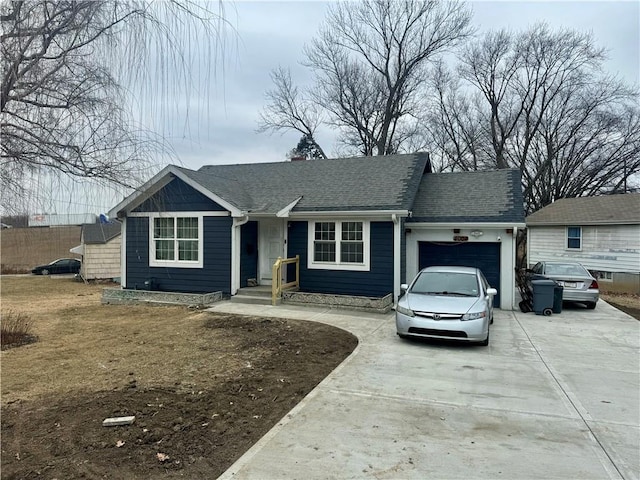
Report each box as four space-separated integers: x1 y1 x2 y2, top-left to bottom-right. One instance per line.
82 222 121 244
408 169 525 223
526 193 640 225
184 153 430 213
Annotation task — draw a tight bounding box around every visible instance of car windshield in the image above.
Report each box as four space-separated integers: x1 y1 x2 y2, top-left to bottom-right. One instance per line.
410 271 479 297
544 263 588 276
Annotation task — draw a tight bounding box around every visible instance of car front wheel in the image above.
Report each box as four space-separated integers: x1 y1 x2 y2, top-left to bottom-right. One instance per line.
479 329 489 346
41 269 49 275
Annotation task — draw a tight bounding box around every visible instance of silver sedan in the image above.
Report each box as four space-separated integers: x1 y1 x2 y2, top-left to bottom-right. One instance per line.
396 266 497 346
529 261 599 309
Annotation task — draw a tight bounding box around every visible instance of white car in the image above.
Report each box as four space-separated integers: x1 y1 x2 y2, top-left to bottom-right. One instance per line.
396 266 497 346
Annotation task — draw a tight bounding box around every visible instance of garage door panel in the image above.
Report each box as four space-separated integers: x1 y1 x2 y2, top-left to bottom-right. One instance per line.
419 242 501 308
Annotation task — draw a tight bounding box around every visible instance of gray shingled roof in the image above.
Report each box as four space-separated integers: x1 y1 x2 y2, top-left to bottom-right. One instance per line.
408 169 525 224
179 153 430 213
82 222 121 244
526 193 640 225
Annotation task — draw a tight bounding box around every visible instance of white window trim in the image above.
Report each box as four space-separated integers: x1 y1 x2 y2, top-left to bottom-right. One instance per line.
566 226 582 251
149 213 204 268
307 220 370 271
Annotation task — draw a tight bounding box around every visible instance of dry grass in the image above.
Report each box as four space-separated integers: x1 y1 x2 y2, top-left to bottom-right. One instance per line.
0 310 36 350
0 276 250 405
602 292 640 321
602 292 640 309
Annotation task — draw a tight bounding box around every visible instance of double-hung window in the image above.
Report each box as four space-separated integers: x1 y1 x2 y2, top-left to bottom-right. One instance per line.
309 220 370 271
150 215 203 268
340 221 364 263
313 222 336 262
567 226 582 250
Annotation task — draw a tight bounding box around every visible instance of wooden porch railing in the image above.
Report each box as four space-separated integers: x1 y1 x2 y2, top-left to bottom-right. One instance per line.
272 255 300 305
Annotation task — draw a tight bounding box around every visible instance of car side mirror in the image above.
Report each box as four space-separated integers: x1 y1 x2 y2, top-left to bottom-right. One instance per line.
400 284 408 291
487 288 498 296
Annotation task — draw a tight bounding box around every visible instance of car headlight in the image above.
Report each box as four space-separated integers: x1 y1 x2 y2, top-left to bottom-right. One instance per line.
396 304 415 317
461 311 486 321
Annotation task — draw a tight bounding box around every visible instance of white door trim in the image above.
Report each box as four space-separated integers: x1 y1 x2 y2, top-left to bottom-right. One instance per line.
258 218 286 285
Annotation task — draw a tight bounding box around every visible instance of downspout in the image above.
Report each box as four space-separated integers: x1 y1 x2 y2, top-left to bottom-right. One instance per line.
512 226 518 310
392 213 401 306
120 217 127 289
231 215 249 295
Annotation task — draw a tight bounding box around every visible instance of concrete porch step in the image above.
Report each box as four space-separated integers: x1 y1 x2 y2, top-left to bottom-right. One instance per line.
236 286 271 297
231 286 277 306
230 295 276 306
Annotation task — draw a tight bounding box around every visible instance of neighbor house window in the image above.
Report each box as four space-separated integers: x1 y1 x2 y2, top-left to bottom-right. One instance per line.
308 220 370 271
150 215 203 268
593 270 613 282
567 226 582 249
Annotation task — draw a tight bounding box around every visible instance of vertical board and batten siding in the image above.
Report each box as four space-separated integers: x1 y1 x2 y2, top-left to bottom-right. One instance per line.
133 177 227 212
125 177 233 294
82 237 121 280
287 221 394 297
529 225 640 273
240 221 258 287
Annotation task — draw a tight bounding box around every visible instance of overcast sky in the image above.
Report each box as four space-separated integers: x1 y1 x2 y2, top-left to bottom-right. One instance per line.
166 0 639 170
29 0 640 216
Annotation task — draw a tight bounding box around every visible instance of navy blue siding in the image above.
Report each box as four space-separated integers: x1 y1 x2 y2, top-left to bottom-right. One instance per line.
134 177 226 212
125 216 232 294
418 241 501 308
287 221 393 297
240 221 258 287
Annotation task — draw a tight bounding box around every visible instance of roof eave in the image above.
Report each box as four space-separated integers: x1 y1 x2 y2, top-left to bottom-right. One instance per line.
276 196 303 218
407 221 526 228
288 209 410 218
527 220 640 226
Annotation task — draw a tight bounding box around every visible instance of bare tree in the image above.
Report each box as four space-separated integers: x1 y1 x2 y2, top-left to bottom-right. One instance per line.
422 62 485 171
1 0 228 212
259 0 473 157
258 67 327 159
429 24 640 213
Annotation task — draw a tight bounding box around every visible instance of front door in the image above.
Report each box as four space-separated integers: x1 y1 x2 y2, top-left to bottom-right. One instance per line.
259 219 285 285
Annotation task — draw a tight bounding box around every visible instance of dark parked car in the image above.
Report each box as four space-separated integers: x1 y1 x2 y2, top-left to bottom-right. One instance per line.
31 258 81 275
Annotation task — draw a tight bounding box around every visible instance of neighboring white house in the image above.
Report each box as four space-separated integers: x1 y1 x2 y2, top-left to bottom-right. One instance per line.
526 193 640 294
71 222 121 281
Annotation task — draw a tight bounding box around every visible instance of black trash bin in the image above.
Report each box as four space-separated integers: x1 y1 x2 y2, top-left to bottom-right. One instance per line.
552 284 563 314
531 279 556 316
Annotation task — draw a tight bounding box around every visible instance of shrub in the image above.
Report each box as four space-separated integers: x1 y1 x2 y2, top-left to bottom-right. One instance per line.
0 264 29 275
1 311 37 350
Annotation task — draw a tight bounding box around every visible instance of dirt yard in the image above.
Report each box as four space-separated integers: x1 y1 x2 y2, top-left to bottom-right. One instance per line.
1 277 357 479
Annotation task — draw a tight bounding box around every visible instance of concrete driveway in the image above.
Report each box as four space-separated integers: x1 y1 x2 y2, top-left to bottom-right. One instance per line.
209 300 640 480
